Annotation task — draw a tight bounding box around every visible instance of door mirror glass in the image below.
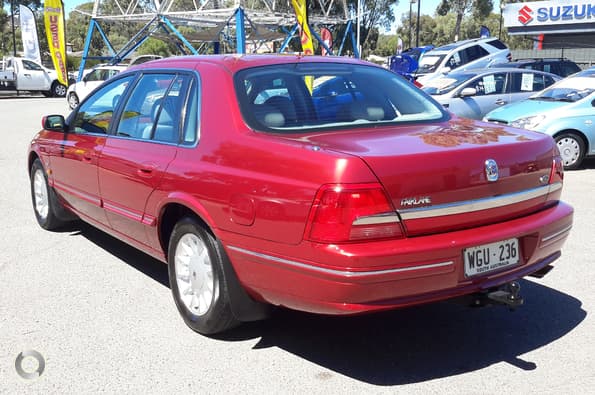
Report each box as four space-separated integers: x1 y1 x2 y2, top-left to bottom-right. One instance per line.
43 115 66 131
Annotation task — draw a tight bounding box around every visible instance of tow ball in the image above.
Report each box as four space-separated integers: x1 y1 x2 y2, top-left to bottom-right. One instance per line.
486 281 524 309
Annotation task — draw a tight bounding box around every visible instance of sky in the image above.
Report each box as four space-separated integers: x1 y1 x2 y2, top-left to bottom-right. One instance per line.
62 0 503 33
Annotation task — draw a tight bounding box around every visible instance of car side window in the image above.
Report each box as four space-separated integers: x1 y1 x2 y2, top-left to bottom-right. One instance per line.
464 45 489 63
510 72 547 93
115 74 175 140
23 60 43 71
466 73 506 96
116 73 190 144
70 76 133 135
182 79 199 145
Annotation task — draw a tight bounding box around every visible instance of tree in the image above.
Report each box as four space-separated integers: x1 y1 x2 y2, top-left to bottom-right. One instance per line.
436 0 493 41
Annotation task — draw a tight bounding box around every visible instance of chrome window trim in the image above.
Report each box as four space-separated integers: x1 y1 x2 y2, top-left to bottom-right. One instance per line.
399 182 562 220
227 245 453 278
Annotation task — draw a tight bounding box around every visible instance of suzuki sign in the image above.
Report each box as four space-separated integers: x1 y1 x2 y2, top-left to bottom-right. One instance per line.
504 0 595 29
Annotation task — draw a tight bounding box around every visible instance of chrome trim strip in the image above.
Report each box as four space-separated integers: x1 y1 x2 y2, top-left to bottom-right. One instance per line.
227 245 453 278
352 213 401 225
542 224 573 243
399 183 562 220
103 201 144 222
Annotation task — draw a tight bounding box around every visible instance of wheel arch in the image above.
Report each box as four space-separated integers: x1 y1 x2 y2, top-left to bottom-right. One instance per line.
553 129 590 152
157 197 271 322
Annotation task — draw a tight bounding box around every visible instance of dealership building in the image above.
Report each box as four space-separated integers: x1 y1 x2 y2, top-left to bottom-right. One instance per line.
502 0 595 49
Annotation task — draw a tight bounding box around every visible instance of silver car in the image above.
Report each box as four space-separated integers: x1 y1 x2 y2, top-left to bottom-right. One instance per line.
422 68 560 120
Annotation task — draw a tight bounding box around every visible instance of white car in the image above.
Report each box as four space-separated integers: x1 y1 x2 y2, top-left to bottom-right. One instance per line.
66 65 127 109
415 38 511 85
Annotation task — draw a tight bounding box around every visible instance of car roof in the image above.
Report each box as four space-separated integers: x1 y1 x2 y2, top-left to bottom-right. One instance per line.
444 67 560 78
432 37 501 52
131 54 373 73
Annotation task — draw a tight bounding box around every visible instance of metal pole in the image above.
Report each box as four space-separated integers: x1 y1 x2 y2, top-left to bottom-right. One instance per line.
11 0 17 56
409 1 413 48
356 0 361 56
416 0 421 47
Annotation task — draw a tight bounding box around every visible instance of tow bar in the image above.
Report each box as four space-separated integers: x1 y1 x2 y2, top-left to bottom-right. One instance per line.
467 281 524 309
486 281 523 309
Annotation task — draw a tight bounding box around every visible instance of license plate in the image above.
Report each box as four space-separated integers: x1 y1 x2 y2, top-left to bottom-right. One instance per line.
464 238 519 277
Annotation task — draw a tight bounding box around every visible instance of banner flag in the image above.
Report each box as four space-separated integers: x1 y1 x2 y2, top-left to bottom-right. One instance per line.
321 27 332 56
19 5 41 64
44 0 68 85
291 0 314 56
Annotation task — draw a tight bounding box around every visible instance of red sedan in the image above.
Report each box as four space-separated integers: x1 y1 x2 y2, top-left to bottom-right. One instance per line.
28 55 573 335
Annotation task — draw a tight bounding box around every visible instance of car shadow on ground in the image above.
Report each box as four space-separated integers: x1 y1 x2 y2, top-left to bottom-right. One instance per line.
578 157 595 170
74 222 585 385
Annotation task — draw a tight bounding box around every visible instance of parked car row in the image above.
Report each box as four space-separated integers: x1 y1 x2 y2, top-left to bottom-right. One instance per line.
484 67 595 169
401 38 592 169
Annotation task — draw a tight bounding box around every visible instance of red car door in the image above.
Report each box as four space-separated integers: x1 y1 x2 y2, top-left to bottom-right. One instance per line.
49 76 133 225
97 73 186 246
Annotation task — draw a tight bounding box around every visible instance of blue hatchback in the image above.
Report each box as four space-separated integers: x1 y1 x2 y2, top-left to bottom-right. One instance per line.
484 68 595 169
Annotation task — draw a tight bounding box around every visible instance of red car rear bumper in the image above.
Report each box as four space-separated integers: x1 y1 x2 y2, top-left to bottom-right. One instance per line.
223 201 573 315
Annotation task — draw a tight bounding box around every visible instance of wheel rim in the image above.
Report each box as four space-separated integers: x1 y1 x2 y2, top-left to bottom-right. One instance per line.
68 93 79 109
174 233 214 316
55 84 66 97
33 169 49 221
557 136 580 167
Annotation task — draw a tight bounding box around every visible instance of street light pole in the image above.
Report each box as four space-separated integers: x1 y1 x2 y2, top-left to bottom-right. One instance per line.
416 0 421 47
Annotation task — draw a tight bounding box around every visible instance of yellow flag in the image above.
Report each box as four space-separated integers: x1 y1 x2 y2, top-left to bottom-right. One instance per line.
291 0 314 56
44 0 68 86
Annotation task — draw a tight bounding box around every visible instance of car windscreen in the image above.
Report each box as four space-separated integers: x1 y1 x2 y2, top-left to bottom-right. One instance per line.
234 62 447 133
530 76 595 102
422 73 475 95
416 54 446 74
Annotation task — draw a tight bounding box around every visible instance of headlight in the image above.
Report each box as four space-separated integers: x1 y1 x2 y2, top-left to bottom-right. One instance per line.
510 115 546 130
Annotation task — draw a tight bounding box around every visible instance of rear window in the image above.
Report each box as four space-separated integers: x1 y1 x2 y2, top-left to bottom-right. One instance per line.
234 63 447 133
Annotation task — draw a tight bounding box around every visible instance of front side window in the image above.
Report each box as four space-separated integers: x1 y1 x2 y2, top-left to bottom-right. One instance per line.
235 63 447 133
70 75 133 134
22 60 43 71
464 73 506 96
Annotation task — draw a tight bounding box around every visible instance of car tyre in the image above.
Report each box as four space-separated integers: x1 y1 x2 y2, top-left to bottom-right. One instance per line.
168 218 238 335
30 159 69 230
52 81 67 97
68 92 79 109
555 132 585 170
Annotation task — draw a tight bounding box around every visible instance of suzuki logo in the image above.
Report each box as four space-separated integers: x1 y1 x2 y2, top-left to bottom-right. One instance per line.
518 5 534 25
485 159 499 182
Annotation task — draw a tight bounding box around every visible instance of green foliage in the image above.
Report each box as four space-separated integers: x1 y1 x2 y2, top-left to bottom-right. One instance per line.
137 38 171 58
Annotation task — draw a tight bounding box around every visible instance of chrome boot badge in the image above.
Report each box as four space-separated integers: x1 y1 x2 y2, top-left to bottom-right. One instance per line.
485 159 499 182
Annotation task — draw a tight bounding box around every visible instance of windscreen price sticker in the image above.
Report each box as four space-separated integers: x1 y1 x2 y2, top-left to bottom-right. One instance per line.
464 238 519 277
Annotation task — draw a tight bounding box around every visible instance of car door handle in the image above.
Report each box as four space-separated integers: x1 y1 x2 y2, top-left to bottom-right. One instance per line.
495 99 506 105
137 163 157 177
82 152 95 162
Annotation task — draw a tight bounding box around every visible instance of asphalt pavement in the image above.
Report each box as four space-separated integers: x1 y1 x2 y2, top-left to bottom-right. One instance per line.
1 97 594 394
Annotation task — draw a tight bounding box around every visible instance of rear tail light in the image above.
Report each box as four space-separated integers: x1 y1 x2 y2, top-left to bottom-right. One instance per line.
305 183 404 243
549 156 564 183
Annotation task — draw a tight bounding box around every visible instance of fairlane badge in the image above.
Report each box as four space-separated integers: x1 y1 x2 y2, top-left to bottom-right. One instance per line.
485 159 499 182
401 196 432 207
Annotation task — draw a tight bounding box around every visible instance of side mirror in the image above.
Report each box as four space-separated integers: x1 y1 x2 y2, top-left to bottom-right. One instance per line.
42 115 66 131
460 87 477 97
441 67 451 74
